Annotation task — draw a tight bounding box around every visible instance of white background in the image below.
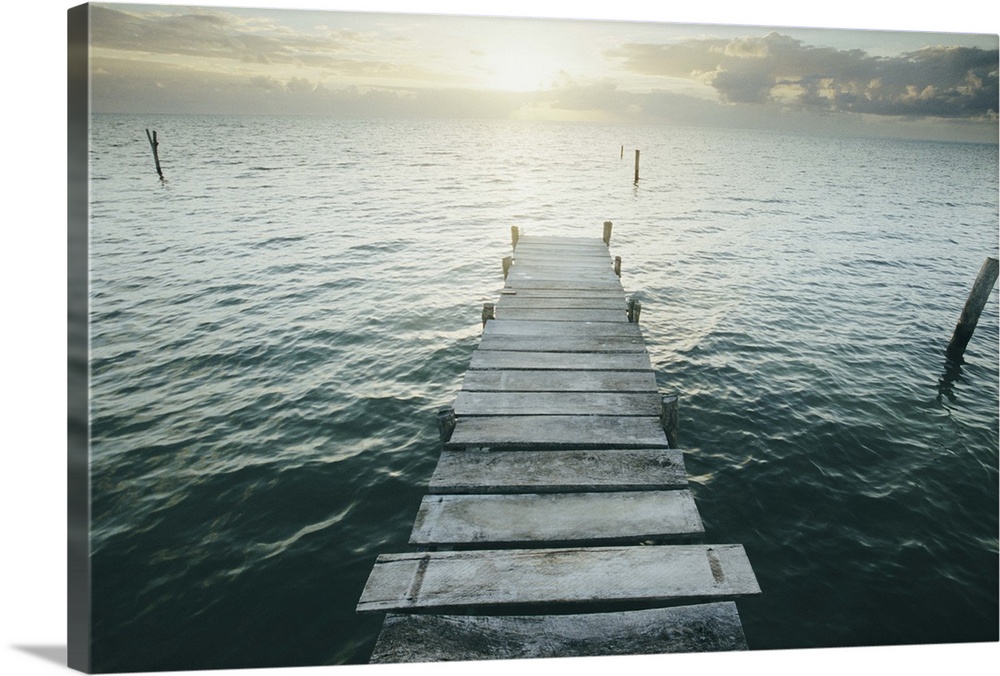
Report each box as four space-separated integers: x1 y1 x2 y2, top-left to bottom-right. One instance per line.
3 1 997 675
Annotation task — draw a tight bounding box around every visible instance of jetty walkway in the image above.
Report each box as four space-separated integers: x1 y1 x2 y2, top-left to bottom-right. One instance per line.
357 223 761 662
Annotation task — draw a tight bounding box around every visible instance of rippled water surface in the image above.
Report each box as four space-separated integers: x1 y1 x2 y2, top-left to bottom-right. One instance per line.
87 115 998 671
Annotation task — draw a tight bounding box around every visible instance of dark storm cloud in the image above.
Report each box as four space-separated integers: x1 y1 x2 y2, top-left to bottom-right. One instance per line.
609 32 999 119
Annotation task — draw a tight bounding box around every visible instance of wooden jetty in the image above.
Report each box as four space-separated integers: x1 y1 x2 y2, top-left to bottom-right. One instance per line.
357 224 760 662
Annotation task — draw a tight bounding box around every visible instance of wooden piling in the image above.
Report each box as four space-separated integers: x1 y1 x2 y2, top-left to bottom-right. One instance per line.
661 394 679 448
511 226 520 249
603 221 613 246
627 297 641 323
634 149 640 183
436 407 456 444
502 256 513 279
614 256 622 277
482 302 495 327
947 256 999 359
145 128 164 181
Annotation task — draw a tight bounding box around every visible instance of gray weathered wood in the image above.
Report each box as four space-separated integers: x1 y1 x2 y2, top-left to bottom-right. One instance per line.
356 544 760 613
478 334 647 353
369 602 748 662
483 319 642 337
497 296 627 310
428 448 689 494
461 369 657 392
506 278 625 291
506 266 621 289
516 235 608 248
494 287 627 299
446 414 669 449
410 490 704 545
454 391 662 416
947 256 999 359
511 257 615 269
497 308 627 322
469 350 652 371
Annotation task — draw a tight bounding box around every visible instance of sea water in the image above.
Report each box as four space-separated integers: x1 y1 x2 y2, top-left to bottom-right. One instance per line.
86 114 998 671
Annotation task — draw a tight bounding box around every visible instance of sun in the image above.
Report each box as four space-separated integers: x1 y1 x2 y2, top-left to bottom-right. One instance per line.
478 47 559 92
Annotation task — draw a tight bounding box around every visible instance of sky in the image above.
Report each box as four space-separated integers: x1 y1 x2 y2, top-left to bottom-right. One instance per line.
84 1 1000 142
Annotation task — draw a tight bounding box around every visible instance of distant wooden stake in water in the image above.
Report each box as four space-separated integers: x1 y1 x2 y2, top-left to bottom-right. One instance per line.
634 149 640 183
145 128 164 181
946 256 999 359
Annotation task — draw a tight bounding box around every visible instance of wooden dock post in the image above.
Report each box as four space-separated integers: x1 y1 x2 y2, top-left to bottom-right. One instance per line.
621 145 624 159
482 303 496 327
634 149 640 183
603 221 613 246
436 407 456 444
511 226 520 249
627 297 641 323
661 394 679 448
145 128 164 181
947 256 999 359
614 256 622 277
502 256 513 279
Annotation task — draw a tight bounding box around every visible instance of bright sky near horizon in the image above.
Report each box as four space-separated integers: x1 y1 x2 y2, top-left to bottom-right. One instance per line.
87 1 999 142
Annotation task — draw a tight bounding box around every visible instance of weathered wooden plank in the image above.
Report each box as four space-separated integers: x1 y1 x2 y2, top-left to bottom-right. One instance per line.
511 253 612 265
517 235 605 245
497 308 627 322
505 279 624 291
497 296 627 310
507 271 622 285
496 287 627 299
478 334 647 353
356 544 760 613
484 319 641 337
469 350 652 371
429 448 688 494
510 261 615 273
369 602 749 662
461 369 657 392
454 391 662 416
410 490 704 545
515 237 608 250
509 261 615 273
512 248 608 257
446 414 669 449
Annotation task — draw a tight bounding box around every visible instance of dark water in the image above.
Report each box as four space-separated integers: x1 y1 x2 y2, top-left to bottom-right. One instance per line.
87 114 998 672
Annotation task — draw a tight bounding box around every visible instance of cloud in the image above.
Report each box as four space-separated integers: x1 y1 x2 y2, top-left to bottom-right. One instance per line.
608 32 999 120
88 4 427 80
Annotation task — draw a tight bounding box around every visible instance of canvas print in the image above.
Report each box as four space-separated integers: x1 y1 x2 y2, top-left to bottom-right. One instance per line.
68 2 999 673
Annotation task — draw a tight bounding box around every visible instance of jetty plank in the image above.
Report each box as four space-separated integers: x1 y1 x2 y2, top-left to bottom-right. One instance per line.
508 257 621 276
497 296 627 310
483 319 641 337
428 448 689 494
478 334 647 353
461 369 657 392
446 414 669 449
505 279 624 291
496 308 627 322
369 602 748 662
356 544 760 613
409 490 704 546
454 391 662 416
469 350 652 371
497 287 627 299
